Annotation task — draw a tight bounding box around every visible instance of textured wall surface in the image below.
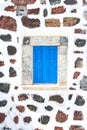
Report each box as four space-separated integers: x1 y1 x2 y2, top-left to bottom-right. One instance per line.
0 0 87 130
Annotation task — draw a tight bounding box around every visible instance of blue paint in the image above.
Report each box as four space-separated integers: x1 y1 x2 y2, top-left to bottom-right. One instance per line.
33 46 57 83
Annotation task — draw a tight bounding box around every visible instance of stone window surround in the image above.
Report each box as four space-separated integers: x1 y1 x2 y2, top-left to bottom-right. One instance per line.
22 35 68 90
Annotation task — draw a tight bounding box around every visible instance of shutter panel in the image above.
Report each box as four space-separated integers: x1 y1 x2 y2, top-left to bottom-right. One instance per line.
33 46 57 83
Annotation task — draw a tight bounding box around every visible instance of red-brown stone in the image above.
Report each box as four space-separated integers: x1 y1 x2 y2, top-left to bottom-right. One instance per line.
13 116 19 124
11 0 36 5
0 16 17 32
16 105 25 112
4 6 16 12
51 6 66 14
54 127 63 130
23 116 32 123
0 113 6 123
56 110 68 123
73 111 83 120
27 8 40 14
73 71 80 79
0 61 4 67
10 59 16 64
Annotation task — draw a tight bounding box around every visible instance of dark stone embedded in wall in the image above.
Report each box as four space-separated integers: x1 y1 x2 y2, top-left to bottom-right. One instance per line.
23 37 30 45
73 71 80 79
51 6 66 14
0 83 10 93
7 46 17 55
63 17 80 26
64 0 77 5
75 39 86 47
74 29 86 34
0 72 4 77
40 0 46 4
34 128 42 130
23 116 32 123
0 16 17 32
10 59 16 64
38 115 50 125
43 9 48 17
27 104 37 112
0 113 6 123
44 105 53 111
71 9 77 13
32 94 45 103
0 61 4 67
68 94 73 100
80 76 87 90
74 57 83 68
73 111 83 120
0 34 12 42
13 116 19 124
4 6 16 12
9 67 17 77
49 0 61 5
45 19 61 27
1 126 12 130
16 105 25 113
73 50 84 54
27 8 40 14
56 110 68 123
69 125 85 130
54 126 63 130
18 94 29 101
49 95 64 103
0 100 7 107
21 16 40 28
12 0 36 5
75 95 85 106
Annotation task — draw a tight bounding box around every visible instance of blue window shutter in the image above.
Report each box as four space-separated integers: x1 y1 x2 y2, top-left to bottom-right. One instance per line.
33 46 57 83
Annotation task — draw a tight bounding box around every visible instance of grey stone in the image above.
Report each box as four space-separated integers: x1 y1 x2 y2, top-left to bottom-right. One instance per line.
38 115 50 124
45 105 53 111
23 37 30 45
7 46 17 55
32 94 45 103
49 0 61 5
0 100 7 107
43 9 48 17
27 104 37 112
64 0 77 5
60 36 68 46
75 95 85 106
68 94 73 100
75 39 86 47
40 0 46 4
9 67 17 77
80 76 87 90
74 57 83 68
0 34 12 42
0 72 4 77
0 83 10 93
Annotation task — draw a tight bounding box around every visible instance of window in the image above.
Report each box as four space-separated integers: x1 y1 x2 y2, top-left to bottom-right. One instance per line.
33 46 57 83
22 36 68 90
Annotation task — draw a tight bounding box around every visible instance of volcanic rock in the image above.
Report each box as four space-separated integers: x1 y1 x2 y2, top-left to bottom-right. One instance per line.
44 105 53 111
0 15 17 31
0 113 6 123
0 83 10 93
0 34 12 42
13 116 19 124
69 125 85 130
16 105 25 112
73 111 83 120
21 16 40 28
18 94 28 101
0 61 4 67
23 116 32 123
49 0 61 5
7 46 17 55
0 72 4 77
12 0 36 5
68 94 73 100
4 6 16 12
51 6 66 14
73 71 80 79
49 95 64 103
74 57 83 68
63 17 80 26
0 100 7 107
27 8 40 14
9 67 17 77
54 127 63 130
56 110 68 123
32 94 45 103
75 95 85 106
43 9 48 17
80 76 87 90
75 39 86 47
45 19 61 27
27 104 37 112
64 0 77 5
38 115 50 125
